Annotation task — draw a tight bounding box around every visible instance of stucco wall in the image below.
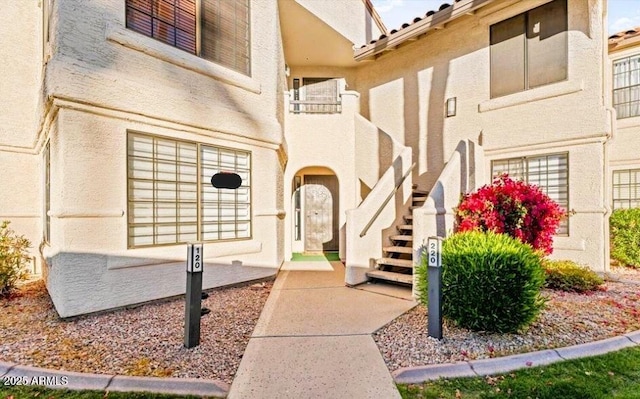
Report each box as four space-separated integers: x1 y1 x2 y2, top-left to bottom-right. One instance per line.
295 0 384 46
44 107 283 317
0 1 45 271
354 0 611 270
36 0 286 316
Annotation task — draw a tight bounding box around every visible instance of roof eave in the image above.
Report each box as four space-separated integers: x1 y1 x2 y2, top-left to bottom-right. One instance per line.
355 0 496 61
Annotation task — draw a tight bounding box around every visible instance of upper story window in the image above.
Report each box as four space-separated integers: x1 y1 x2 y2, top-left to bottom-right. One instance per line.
613 55 640 119
490 0 567 98
290 78 341 114
126 0 250 75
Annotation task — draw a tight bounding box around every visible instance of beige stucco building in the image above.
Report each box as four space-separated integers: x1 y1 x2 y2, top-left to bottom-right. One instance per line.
0 0 628 317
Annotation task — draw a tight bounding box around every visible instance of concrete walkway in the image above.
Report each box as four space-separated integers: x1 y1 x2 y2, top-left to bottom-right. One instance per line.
227 260 416 399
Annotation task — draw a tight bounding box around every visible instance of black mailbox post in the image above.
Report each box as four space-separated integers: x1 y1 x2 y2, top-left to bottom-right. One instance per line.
184 172 242 349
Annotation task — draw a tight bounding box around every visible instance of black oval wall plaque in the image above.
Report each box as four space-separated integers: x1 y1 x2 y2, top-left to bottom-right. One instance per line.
211 172 242 189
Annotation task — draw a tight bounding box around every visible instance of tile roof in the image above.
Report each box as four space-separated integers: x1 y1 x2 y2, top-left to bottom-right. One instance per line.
355 0 494 60
363 1 460 47
609 26 640 52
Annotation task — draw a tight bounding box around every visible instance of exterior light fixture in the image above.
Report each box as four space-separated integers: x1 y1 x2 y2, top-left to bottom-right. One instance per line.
446 97 456 117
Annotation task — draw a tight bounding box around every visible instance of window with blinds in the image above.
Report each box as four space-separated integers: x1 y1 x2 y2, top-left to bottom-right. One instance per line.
613 169 640 209
490 0 567 98
492 153 569 235
613 55 640 119
127 132 251 248
125 0 250 75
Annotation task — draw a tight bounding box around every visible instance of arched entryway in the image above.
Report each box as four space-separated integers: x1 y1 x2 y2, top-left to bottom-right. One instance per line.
291 167 339 254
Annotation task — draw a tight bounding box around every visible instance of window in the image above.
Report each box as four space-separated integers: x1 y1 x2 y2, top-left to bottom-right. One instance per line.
127 132 251 248
490 0 567 98
613 55 640 119
613 169 640 209
126 0 250 75
43 141 51 243
291 78 341 113
492 153 569 235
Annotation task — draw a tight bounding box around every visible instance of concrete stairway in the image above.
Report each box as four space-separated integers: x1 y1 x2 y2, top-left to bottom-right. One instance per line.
366 185 428 286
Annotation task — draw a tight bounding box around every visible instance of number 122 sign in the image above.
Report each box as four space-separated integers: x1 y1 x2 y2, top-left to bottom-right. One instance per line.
187 243 203 273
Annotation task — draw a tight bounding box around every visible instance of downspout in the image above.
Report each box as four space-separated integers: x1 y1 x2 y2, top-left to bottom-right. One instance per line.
601 0 614 273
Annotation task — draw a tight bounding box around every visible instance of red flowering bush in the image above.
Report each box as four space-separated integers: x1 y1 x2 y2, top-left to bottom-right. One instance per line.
455 174 566 254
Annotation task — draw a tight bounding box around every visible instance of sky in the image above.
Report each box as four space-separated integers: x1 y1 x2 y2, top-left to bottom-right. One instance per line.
370 0 640 35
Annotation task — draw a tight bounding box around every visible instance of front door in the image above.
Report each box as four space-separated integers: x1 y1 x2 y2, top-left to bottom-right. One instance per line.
304 175 339 252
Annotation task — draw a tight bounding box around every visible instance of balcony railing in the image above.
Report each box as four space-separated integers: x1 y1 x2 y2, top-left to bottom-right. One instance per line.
289 99 342 114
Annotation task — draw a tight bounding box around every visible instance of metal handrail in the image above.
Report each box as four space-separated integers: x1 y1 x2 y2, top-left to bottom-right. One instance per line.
359 162 417 237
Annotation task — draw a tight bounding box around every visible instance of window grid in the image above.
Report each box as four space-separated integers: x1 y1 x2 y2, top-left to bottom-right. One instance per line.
492 153 569 235
612 169 640 209
613 55 640 119
128 132 250 248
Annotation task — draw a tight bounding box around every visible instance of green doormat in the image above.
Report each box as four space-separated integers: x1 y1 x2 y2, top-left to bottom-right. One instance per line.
291 252 340 261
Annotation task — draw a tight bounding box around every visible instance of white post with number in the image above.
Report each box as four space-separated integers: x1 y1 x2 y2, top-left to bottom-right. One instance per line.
427 236 443 339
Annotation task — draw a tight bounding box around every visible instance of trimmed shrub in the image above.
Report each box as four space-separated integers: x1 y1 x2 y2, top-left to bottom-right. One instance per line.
610 208 640 268
415 253 428 306
456 174 566 255
440 231 546 333
543 259 603 293
0 221 30 297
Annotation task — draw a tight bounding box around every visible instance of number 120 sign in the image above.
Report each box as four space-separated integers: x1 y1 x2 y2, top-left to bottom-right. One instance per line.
427 237 442 268
187 243 203 273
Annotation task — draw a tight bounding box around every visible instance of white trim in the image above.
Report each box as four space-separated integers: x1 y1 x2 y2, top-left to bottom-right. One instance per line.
479 80 583 113
105 22 261 94
51 209 125 218
484 132 607 155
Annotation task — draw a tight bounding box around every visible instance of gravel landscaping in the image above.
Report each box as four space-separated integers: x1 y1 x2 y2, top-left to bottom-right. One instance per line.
0 279 272 384
3 264 640 385
374 266 640 372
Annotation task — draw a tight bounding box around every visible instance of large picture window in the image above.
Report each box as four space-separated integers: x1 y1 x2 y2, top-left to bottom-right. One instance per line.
127 132 251 248
126 0 250 75
613 55 640 119
613 169 640 209
492 153 569 235
490 0 567 98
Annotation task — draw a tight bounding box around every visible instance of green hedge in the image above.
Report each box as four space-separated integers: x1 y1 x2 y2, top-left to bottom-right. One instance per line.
0 221 30 297
433 231 546 333
543 260 603 292
610 208 640 268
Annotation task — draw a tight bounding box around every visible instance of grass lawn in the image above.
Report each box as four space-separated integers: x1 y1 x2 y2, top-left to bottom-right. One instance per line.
398 346 640 399
0 384 208 398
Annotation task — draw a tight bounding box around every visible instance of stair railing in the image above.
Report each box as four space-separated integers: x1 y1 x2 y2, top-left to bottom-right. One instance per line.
346 146 413 285
360 162 416 237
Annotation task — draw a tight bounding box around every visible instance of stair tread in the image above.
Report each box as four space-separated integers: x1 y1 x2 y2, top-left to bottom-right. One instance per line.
390 235 413 241
397 225 413 230
404 215 413 220
367 270 413 285
384 246 413 254
409 206 423 210
377 258 413 268
412 189 429 195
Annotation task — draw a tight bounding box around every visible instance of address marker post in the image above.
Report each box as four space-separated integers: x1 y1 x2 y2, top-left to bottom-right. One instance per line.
185 242 204 348
427 236 443 339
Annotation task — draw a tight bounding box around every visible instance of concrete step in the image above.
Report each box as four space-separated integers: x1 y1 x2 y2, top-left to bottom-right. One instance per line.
412 195 428 203
383 246 413 255
376 258 413 268
366 270 413 285
397 224 413 231
403 215 413 222
409 206 423 210
412 189 429 196
390 235 412 242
